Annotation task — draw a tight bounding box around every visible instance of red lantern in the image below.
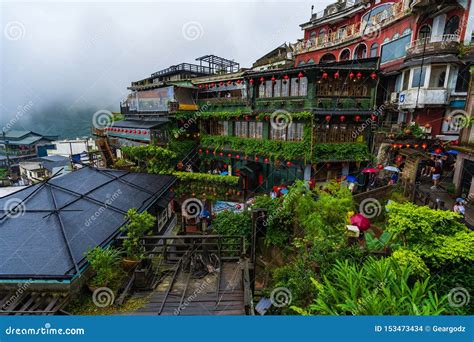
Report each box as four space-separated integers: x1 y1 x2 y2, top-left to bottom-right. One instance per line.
406 144 411 148
334 72 340 79
422 143 428 149
198 84 203 89
249 79 254 85
206 149 210 154
271 76 276 82
414 144 419 148
322 72 328 79
244 115 250 120
255 156 259 161
340 115 346 122
219 82 224 86
377 164 384 170
349 72 355 80
435 148 442 155
371 115 377 121
264 158 269 163
325 115 331 122
355 115 361 122
198 149 203 154
236 155 240 159
205 84 209 89
219 152 224 157
223 164 227 168
298 72 304 78
227 80 232 85
286 161 292 166
356 72 362 79
264 115 270 121
370 72 377 80
211 83 215 87
237 80 241 84
392 144 398 148
260 77 265 83
424 123 431 129
398 144 403 148
227 153 232 158
283 75 289 80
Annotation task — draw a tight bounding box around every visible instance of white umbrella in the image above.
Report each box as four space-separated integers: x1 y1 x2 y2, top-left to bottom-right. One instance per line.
384 166 400 172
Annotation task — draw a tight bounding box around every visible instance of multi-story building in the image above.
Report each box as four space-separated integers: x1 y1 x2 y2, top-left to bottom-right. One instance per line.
293 0 473 141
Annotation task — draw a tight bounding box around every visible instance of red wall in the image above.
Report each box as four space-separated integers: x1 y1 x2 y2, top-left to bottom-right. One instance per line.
414 108 445 136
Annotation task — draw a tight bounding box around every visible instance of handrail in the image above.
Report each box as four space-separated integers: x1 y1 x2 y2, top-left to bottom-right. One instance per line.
407 34 460 50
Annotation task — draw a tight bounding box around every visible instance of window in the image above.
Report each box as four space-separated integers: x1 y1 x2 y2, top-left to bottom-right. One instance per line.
340 49 351 61
258 83 265 98
248 122 263 139
273 80 282 97
270 125 286 140
318 29 327 44
290 77 308 96
287 123 305 141
265 80 273 97
429 66 447 88
354 44 367 59
402 70 410 90
444 16 460 35
309 31 316 42
419 25 431 40
455 65 470 92
411 67 427 88
299 77 308 96
211 121 228 135
281 79 290 96
235 121 249 137
370 43 379 57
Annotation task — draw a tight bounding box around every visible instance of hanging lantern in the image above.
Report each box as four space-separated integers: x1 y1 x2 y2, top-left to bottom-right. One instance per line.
236 155 240 159
424 123 431 129
298 72 304 78
355 115 361 122
325 115 331 122
435 148 442 155
260 77 265 83
206 149 210 154
223 164 227 168
414 144 419 148
286 161 292 167
334 72 340 79
199 149 204 155
255 156 259 161
271 76 276 82
264 158 269 163
349 72 355 80
249 79 254 85
322 72 328 79
227 153 232 158
377 164 384 170
356 72 362 79
371 115 377 121
283 75 289 80
406 144 411 148
392 144 398 148
422 143 428 149
237 80 241 84
340 115 346 122
219 152 224 157
205 84 209 89
244 115 250 121
211 83 216 88
227 80 232 85
198 84 203 89
370 72 377 80
264 115 270 121
220 82 224 86
398 144 403 148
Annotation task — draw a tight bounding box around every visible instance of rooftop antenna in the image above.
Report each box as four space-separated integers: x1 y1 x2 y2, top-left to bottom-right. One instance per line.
311 5 314 16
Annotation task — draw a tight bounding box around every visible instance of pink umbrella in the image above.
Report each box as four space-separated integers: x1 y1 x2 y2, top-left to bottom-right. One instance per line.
350 213 371 231
362 168 378 173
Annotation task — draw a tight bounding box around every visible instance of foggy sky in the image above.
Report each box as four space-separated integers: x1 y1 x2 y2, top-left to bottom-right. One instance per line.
0 0 330 138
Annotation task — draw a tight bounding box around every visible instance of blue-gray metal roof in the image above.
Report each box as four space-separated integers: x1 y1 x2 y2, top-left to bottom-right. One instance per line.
0 167 175 281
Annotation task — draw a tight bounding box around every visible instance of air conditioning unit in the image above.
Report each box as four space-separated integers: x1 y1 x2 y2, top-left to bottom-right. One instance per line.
390 92 400 103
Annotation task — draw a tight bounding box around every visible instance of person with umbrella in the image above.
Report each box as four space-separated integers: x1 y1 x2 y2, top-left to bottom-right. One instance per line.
384 166 400 185
350 213 371 244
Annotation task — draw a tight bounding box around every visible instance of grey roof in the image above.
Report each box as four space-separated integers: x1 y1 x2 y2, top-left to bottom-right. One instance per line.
27 155 70 172
0 167 175 280
111 120 169 129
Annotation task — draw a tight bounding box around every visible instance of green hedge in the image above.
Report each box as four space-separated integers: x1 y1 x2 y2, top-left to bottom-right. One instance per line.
312 142 370 162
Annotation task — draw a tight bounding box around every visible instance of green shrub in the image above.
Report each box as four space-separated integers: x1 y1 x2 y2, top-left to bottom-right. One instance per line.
120 209 156 260
85 247 122 287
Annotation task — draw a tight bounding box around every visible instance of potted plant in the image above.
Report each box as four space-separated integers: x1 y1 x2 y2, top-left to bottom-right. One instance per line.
120 209 156 270
84 246 122 292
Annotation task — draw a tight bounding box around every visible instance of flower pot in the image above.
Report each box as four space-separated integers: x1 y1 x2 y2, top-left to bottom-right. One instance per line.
122 257 140 270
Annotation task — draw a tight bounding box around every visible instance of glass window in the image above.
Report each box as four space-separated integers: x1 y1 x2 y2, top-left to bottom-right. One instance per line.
444 16 460 35
402 70 410 90
429 66 447 88
273 80 281 97
271 126 286 141
412 67 427 88
287 123 304 141
248 122 263 139
455 65 470 92
240 121 248 137
299 77 308 96
380 34 411 64
223 121 229 136
419 25 431 40
281 79 290 96
259 83 265 98
290 78 299 96
265 80 273 97
370 43 379 57
340 49 351 60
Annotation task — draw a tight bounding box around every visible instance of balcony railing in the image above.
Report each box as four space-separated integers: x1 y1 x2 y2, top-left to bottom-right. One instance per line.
295 0 410 55
406 34 460 55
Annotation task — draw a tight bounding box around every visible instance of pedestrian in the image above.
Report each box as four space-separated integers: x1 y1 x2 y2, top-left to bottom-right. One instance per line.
453 201 466 217
431 161 442 189
389 172 398 185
